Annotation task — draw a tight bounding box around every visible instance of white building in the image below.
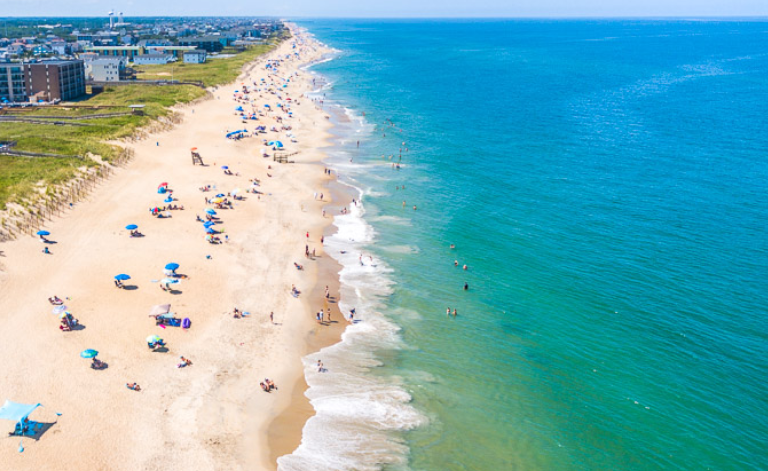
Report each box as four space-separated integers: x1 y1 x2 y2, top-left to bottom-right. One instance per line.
183 49 207 64
90 58 123 82
133 54 173 65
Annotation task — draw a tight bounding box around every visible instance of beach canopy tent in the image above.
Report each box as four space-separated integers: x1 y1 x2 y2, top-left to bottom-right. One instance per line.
149 304 171 316
0 400 41 431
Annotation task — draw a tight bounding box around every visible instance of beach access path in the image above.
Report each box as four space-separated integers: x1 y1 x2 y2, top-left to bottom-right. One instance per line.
0 28 340 470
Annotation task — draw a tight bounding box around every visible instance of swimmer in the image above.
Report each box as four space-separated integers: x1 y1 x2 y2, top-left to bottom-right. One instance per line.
464 282 469 291
454 260 459 267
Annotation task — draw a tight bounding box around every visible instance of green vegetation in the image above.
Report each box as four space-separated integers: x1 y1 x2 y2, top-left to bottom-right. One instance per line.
0 156 96 209
133 43 276 87
0 37 286 209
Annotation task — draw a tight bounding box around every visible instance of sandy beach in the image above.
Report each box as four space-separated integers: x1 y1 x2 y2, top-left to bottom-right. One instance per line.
0 25 345 470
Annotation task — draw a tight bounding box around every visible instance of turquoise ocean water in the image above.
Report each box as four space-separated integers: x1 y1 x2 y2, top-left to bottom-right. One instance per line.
278 20 768 471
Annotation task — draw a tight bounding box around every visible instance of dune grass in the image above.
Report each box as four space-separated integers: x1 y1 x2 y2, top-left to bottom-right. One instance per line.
133 43 277 87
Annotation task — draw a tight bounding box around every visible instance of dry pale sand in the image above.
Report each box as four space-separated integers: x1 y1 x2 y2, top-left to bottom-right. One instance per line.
0 27 344 470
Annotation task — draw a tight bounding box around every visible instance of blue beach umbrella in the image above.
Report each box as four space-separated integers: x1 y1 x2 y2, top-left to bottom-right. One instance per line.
205 227 215 234
114 274 131 281
80 349 98 359
205 209 216 215
264 104 270 108
164 196 173 203
235 106 243 111
36 230 50 236
147 335 161 343
215 193 225 198
165 263 179 271
221 166 229 170
125 224 138 230
203 221 214 228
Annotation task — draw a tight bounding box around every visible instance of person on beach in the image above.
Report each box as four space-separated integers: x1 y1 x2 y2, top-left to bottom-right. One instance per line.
178 356 193 368
270 312 274 324
233 308 242 318
317 360 324 372
349 308 355 322
126 383 141 391
260 381 270 392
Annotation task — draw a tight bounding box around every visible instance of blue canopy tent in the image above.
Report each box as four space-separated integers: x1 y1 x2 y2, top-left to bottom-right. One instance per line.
0 400 42 435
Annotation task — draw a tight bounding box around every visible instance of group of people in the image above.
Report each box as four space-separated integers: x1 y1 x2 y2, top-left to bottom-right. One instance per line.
260 378 277 392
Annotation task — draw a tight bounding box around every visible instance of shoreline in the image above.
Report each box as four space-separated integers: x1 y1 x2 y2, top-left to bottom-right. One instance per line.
0 24 345 470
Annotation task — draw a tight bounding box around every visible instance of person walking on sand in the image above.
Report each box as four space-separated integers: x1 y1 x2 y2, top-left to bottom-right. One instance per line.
270 311 274 324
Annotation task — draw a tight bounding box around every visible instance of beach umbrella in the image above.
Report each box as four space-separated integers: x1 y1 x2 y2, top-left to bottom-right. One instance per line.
80 349 98 359
203 221 214 228
52 305 68 314
205 209 216 215
147 335 161 343
114 274 131 281
165 263 179 271
125 224 138 230
264 104 270 108
221 166 229 170
149 304 171 316
59 312 71 319
36 230 50 236
158 182 168 188
205 227 216 234
205 235 213 241
163 196 173 203
211 197 224 204
215 193 225 198
190 147 197 151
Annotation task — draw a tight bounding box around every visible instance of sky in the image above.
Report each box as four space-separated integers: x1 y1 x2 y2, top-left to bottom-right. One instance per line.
0 0 767 18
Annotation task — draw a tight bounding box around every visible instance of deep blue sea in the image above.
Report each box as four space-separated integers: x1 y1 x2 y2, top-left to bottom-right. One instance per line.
278 19 768 471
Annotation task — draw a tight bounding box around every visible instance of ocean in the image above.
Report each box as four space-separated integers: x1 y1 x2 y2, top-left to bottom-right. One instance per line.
278 19 768 471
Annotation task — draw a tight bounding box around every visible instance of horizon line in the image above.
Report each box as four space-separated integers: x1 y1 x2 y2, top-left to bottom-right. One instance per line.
1 15 767 20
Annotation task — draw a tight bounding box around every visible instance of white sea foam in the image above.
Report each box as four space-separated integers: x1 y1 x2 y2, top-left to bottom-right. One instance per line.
277 78 425 471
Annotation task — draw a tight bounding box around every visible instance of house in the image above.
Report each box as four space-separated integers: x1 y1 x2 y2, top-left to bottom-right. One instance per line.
89 57 125 82
132 53 173 65
7 43 24 56
51 40 68 55
33 45 52 56
183 49 207 64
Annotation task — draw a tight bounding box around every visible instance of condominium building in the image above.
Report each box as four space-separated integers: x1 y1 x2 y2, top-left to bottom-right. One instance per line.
24 60 86 101
0 61 27 102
